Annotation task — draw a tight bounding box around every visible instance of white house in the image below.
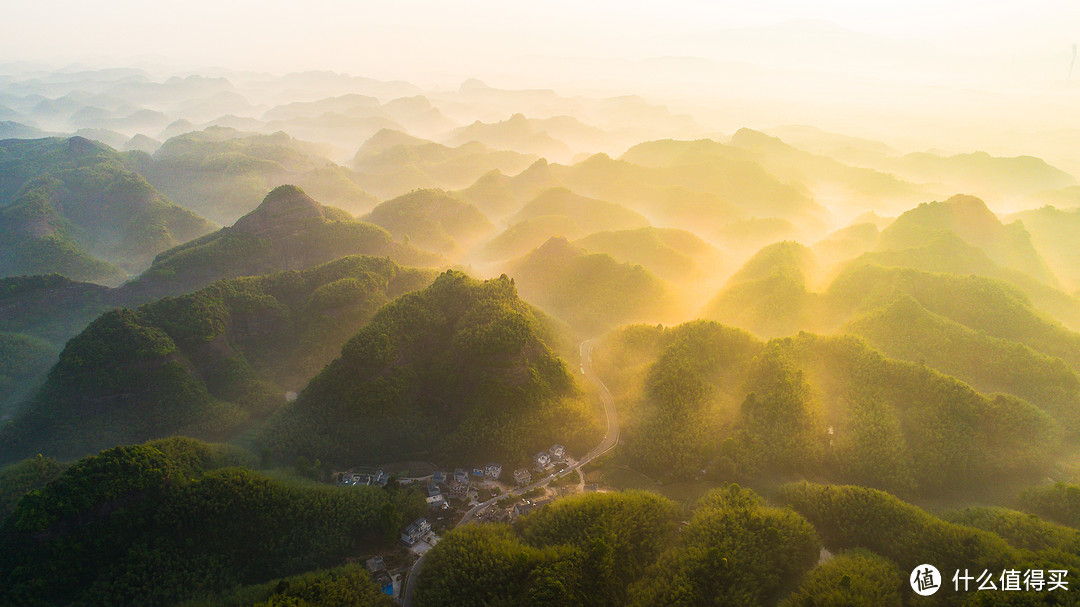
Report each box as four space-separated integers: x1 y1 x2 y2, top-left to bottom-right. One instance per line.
549 444 565 461
485 462 503 480
533 451 551 471
401 518 431 545
514 468 532 486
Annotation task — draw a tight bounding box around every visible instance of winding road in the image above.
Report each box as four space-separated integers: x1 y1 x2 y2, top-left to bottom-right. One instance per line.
401 339 618 605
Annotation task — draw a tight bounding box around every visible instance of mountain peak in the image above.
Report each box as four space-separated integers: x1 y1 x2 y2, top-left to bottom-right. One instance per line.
232 185 325 235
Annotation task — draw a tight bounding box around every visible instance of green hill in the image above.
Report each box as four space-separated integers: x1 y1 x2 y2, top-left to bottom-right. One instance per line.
827 264 1080 372
703 241 821 338
352 129 536 200
454 160 559 220
0 256 436 464
476 214 584 262
0 137 213 284
572 226 724 283
362 188 494 257
0 437 425 606
126 185 441 299
1008 205 1080 291
845 294 1080 432
600 321 1056 494
260 270 601 468
877 194 1055 284
475 187 651 263
509 187 650 234
139 127 377 223
0 274 121 412
507 237 674 335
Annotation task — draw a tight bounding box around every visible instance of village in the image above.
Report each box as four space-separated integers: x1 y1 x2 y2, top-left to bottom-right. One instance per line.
330 441 601 601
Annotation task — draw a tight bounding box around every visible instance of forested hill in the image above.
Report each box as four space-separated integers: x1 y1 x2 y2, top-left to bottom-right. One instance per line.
260 269 601 468
123 184 442 299
0 136 214 284
0 256 436 465
0 437 424 606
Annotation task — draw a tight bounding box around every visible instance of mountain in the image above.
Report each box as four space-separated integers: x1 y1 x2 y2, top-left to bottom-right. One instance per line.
826 264 1080 374
139 127 377 223
352 129 536 200
126 185 441 299
572 226 724 284
510 187 649 234
446 113 573 161
0 255 436 464
454 159 560 220
476 187 651 263
612 142 828 227
703 241 820 338
1008 205 1080 291
0 137 213 283
877 194 1055 284
260 270 602 467
600 321 1055 493
0 275 119 412
362 189 494 258
882 151 1076 202
507 237 674 335
844 295 1080 432
0 437 425 606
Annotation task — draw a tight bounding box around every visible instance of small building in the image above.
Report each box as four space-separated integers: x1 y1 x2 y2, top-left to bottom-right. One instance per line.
447 479 470 499
400 518 431 545
473 468 485 479
365 556 387 574
453 468 469 484
432 470 447 484
485 462 503 480
341 473 355 485
426 482 442 498
426 495 448 509
514 468 531 486
549 444 565 461
533 451 551 471
374 470 390 486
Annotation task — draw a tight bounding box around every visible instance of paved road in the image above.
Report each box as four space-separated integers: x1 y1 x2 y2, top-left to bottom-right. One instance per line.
401 339 618 605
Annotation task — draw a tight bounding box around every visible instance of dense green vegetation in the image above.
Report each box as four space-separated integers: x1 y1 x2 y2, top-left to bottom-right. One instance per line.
181 564 395 607
126 185 441 299
0 274 123 411
779 550 905 607
703 241 821 338
362 188 493 257
573 226 724 283
1010 205 1080 292
0 455 65 521
508 236 674 335
0 137 213 283
597 320 1056 494
0 437 425 606
417 486 822 606
415 490 680 606
261 270 600 468
138 127 377 223
0 256 436 464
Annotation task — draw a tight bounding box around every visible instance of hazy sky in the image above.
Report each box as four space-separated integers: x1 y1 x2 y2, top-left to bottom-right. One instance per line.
3 0 1076 83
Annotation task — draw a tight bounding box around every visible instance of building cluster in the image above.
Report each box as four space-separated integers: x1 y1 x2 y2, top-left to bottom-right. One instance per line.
340 470 389 487
424 462 503 509
514 443 567 486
